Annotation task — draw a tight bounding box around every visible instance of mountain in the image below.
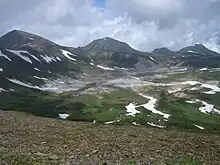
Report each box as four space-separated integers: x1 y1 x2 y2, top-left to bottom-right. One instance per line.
1 29 220 134
81 37 159 70
83 37 139 54
2 30 220 87
0 30 85 91
0 30 59 53
178 44 220 56
1 30 220 76
176 44 220 68
1 30 220 88
152 47 174 55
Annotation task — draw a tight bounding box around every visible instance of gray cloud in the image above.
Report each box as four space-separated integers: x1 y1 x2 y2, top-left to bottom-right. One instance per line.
0 0 220 52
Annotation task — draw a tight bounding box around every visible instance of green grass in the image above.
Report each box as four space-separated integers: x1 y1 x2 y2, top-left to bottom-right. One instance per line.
1 81 220 133
160 70 220 83
166 156 201 165
157 93 220 133
0 87 146 123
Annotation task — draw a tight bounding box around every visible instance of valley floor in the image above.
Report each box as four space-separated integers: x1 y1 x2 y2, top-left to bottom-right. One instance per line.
1 110 220 165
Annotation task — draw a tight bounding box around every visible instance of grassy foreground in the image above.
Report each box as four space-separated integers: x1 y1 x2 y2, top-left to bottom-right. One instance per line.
1 110 220 165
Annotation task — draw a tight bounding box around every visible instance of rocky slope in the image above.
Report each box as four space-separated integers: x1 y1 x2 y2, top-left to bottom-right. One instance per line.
1 110 220 165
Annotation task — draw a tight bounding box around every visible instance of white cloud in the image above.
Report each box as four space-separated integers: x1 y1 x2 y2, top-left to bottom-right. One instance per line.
1 0 220 52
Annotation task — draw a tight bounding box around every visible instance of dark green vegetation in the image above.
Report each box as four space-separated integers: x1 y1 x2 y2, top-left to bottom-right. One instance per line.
1 110 220 165
0 87 145 122
158 94 220 133
158 69 220 83
166 156 201 165
1 81 220 134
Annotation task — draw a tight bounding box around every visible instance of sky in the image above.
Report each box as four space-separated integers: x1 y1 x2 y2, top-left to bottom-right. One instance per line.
1 0 220 52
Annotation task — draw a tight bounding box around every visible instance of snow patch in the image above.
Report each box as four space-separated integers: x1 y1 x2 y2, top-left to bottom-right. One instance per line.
97 65 115 71
168 88 182 94
28 54 41 62
147 122 165 128
200 68 208 71
149 56 156 62
7 49 32 63
191 87 200 91
195 99 220 115
34 68 41 72
125 103 140 117
201 84 220 94
40 55 56 63
139 94 171 119
33 76 48 81
178 68 188 71
181 81 200 86
132 122 140 126
203 91 216 95
60 49 76 61
7 78 43 91
0 88 6 92
194 124 204 130
58 114 70 119
7 49 40 62
56 57 62 61
186 100 197 104
0 50 12 61
188 50 199 54
105 119 120 124
9 89 15 92
114 66 131 71
186 99 220 115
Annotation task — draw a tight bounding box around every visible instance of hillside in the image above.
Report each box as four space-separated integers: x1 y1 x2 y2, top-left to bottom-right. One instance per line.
1 110 220 165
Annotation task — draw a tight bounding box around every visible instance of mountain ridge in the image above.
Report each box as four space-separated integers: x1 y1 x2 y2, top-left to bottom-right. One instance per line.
1 29 220 74
1 29 219 55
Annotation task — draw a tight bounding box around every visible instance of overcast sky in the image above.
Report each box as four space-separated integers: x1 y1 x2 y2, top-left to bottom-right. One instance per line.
1 0 220 52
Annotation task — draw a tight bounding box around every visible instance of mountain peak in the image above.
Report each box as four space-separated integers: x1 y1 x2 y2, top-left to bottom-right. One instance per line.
1 29 37 39
152 47 172 53
83 37 138 54
194 43 206 48
178 44 220 56
0 29 55 50
0 29 27 49
151 47 174 56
